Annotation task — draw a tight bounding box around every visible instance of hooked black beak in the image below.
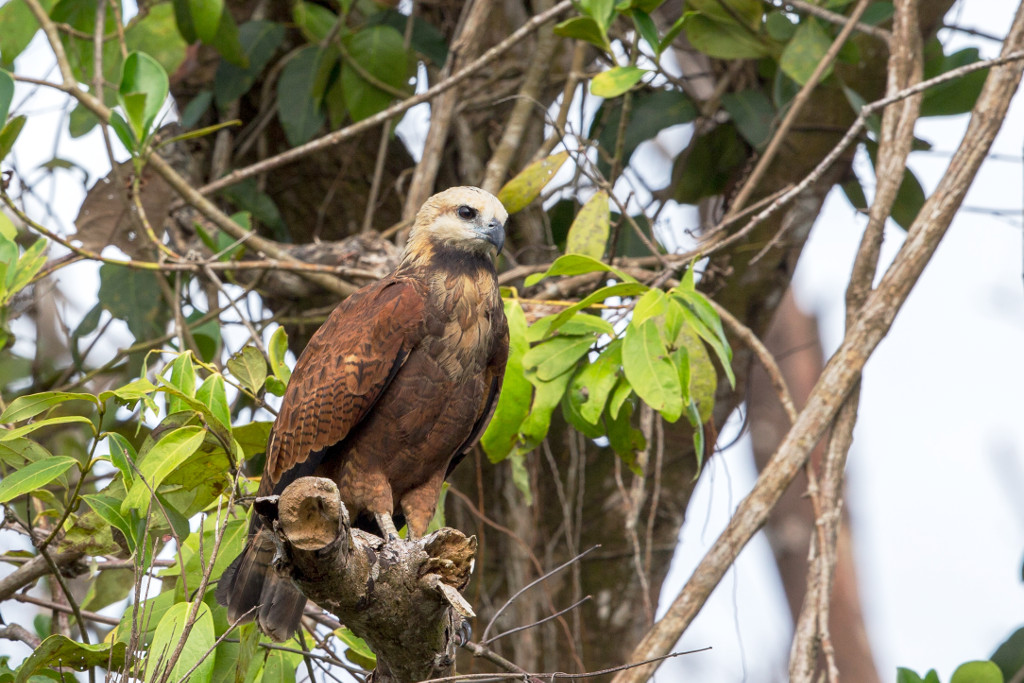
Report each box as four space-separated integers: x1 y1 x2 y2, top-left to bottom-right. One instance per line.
481 218 505 253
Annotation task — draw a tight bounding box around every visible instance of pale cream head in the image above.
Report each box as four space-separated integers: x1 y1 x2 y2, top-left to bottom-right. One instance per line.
405 186 508 258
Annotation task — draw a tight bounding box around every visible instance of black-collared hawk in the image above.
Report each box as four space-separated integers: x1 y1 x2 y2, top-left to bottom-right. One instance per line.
216 186 510 641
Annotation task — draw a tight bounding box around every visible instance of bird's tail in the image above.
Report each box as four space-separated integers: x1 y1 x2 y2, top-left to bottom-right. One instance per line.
215 528 307 642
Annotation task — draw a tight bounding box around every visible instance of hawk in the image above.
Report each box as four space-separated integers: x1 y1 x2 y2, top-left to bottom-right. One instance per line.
216 186 509 640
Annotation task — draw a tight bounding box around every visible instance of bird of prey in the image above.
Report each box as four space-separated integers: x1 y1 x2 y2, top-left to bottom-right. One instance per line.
216 186 509 641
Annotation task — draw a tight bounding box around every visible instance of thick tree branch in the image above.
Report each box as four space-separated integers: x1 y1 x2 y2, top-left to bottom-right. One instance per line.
790 1 924 678
260 477 477 683
611 5 1024 679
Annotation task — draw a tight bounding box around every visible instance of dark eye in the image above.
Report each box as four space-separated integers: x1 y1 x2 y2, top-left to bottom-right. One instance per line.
457 205 477 220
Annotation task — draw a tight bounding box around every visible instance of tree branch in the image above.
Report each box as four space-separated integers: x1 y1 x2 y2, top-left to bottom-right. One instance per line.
261 477 477 683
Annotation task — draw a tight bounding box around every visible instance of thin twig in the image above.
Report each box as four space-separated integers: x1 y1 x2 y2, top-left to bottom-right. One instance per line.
483 596 591 645
768 0 891 43
480 545 599 643
419 647 712 683
711 300 797 423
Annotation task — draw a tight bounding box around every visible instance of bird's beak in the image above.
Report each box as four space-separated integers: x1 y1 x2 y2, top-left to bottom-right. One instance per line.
480 219 505 253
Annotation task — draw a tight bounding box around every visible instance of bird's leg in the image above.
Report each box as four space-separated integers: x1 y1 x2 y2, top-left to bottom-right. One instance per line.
375 512 400 542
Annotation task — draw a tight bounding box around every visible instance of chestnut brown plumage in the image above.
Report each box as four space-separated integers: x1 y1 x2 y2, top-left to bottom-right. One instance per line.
216 187 509 641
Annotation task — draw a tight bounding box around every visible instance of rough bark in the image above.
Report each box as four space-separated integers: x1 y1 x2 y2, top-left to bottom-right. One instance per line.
257 476 476 683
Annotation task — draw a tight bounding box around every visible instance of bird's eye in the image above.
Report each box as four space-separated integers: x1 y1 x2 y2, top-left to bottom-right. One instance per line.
457 205 478 220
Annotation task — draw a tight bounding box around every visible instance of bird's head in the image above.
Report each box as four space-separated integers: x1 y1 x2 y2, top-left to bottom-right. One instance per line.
404 187 508 262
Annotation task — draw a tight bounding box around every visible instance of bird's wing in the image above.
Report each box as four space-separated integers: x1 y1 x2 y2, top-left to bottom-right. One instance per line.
260 277 427 493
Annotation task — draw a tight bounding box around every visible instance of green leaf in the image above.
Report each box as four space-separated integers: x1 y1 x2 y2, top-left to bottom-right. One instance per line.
519 368 573 452
268 327 291 383
992 627 1024 683
0 0 56 68
529 312 614 341
668 304 717 422
0 391 98 423
107 111 136 152
631 288 668 326
564 191 611 260
687 0 763 28
81 494 135 554
14 635 126 682
118 51 170 140
98 264 166 341
277 45 327 146
685 14 771 59
187 310 222 363
0 69 13 124
67 104 99 138
164 352 197 415
674 289 734 387
196 375 230 431
631 10 661 55
608 375 633 419
921 44 988 117
497 151 569 214
591 89 697 176
5 237 47 298
779 17 832 85
671 122 746 205
208 5 247 67
142 600 216 683
0 415 95 442
525 253 635 287
482 301 533 462
765 11 797 41
687 398 706 473
606 399 645 471
950 661 1004 683
104 433 136 486
894 667 944 683
372 10 449 67
890 166 926 230
213 20 285 107
227 346 268 395
81 566 134 612
125 4 187 78
553 16 611 52
0 114 26 161
581 0 615 30
99 377 159 408
233 421 273 462
538 281 650 337
622 319 683 421
293 1 338 42
721 89 774 148
591 66 647 98
0 456 78 503
571 338 622 424
341 25 411 122
189 0 225 44
336 627 377 669
121 426 207 514
523 335 595 382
